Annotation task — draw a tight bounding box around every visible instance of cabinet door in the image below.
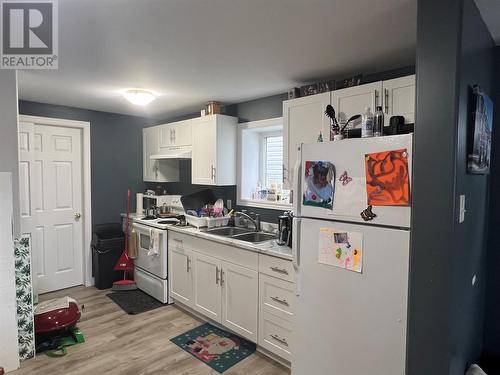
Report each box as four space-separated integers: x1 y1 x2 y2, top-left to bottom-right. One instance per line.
169 242 193 307
331 81 383 124
143 127 157 182
192 118 217 185
283 92 330 189
158 123 174 149
221 261 258 342
159 120 193 148
172 120 192 146
193 251 222 322
382 75 416 126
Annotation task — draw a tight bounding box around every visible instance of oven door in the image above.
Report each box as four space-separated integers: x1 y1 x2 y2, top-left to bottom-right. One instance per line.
133 223 168 279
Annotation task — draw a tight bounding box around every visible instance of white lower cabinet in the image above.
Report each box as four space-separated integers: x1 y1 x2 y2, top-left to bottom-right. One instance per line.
259 310 293 362
168 232 259 342
169 238 193 307
259 273 294 322
221 261 258 342
168 232 294 361
193 251 222 322
258 254 295 362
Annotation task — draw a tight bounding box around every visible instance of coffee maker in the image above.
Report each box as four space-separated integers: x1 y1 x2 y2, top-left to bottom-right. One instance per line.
277 211 293 247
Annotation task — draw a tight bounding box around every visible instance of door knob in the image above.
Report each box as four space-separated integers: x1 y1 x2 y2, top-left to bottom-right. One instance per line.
74 213 82 220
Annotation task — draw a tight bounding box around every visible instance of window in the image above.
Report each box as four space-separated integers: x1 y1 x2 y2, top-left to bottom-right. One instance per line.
237 118 291 210
264 135 283 188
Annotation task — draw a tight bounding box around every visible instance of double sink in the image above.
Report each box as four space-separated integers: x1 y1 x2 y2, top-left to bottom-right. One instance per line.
204 226 275 243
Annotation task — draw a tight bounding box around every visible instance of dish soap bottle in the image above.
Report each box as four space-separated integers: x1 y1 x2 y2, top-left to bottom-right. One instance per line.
374 106 384 137
361 107 374 138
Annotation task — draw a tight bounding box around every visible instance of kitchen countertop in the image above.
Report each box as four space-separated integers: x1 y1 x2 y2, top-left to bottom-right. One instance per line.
166 224 293 261
121 213 293 260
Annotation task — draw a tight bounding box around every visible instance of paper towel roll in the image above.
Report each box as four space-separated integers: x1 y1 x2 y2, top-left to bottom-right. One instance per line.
136 193 143 216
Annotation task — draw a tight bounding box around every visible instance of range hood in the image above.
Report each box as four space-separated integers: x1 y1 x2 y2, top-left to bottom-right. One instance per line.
150 146 192 160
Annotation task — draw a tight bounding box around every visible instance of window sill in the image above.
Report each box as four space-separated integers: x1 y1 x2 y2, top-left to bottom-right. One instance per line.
237 198 292 211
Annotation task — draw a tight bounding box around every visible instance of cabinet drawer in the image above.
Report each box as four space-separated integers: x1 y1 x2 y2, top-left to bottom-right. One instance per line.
258 310 292 361
259 274 294 321
259 254 294 282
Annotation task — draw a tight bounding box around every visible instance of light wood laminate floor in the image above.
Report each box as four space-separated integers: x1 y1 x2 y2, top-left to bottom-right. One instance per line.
13 286 290 375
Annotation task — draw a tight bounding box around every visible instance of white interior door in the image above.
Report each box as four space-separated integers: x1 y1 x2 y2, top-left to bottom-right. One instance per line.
19 122 84 294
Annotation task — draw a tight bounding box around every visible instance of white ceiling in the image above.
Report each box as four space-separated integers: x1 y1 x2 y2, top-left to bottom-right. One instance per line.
18 0 417 119
475 0 500 45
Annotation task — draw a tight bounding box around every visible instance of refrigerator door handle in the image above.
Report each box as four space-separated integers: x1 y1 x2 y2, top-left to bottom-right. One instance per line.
292 217 301 296
292 143 302 215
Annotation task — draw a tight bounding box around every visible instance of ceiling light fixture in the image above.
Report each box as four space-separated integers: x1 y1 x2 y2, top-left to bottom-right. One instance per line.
123 89 156 106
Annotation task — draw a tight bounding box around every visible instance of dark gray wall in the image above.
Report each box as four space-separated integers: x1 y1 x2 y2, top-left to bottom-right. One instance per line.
483 47 500 361
408 0 494 374
448 0 494 372
18 101 158 227
0 71 20 234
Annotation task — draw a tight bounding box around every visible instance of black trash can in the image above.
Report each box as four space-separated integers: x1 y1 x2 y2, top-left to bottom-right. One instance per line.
92 223 125 290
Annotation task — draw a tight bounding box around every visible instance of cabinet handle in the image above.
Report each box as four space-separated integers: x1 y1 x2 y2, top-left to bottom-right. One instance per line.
384 88 389 114
170 129 174 142
220 269 225 286
216 266 220 285
270 334 289 347
186 257 191 273
271 296 289 306
270 266 289 275
173 129 176 143
374 90 379 108
211 165 216 180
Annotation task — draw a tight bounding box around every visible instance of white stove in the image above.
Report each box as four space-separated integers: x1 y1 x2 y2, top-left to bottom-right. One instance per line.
134 216 178 230
134 194 184 229
131 194 184 304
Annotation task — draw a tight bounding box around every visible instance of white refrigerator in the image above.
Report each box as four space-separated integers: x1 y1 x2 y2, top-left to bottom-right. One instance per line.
291 134 412 375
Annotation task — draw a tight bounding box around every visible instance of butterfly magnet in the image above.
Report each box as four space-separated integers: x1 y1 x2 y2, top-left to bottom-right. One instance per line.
339 171 352 186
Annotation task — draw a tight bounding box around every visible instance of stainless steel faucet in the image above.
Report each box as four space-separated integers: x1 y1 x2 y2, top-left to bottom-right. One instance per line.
235 211 261 232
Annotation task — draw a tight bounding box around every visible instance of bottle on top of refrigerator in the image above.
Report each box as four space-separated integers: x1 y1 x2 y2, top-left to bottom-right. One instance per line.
361 107 374 138
374 106 384 137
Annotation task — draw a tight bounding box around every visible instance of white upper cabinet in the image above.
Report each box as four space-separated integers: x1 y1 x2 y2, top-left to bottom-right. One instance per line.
159 119 192 149
282 75 416 190
331 81 383 124
382 75 416 126
191 115 237 186
283 92 330 189
143 127 180 182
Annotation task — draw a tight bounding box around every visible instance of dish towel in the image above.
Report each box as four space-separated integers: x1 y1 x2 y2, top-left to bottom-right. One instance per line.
148 229 160 256
128 230 138 259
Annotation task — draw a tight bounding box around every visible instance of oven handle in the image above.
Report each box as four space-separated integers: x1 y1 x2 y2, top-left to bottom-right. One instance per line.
132 222 164 235
132 223 166 241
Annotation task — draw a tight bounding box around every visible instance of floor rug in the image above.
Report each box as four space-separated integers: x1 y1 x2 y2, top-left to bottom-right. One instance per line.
170 322 256 373
106 290 165 315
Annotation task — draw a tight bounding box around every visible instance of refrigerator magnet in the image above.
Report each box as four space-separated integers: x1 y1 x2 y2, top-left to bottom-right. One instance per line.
364 149 410 206
318 227 363 273
303 161 335 209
